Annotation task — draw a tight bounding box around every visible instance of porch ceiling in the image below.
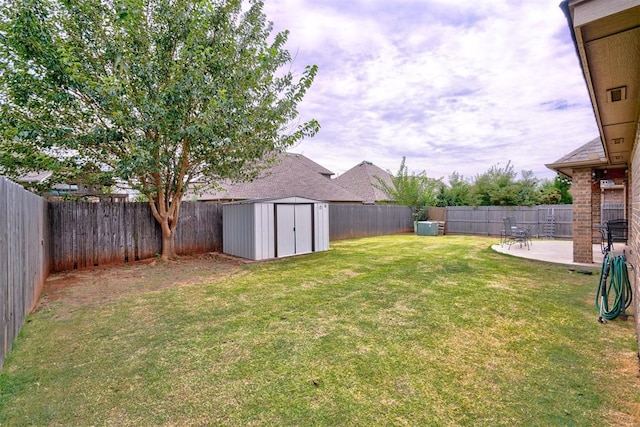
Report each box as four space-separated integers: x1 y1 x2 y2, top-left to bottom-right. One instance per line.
567 1 640 167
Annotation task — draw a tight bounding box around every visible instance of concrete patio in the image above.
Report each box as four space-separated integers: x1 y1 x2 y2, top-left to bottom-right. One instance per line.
491 239 624 268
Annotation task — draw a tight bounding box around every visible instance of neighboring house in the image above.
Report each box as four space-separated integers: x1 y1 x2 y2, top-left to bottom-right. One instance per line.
560 0 639 345
334 161 393 204
288 153 335 179
546 137 628 244
193 152 364 203
16 171 128 201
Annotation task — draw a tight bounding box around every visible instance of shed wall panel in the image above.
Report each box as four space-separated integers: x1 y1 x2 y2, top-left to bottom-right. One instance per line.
223 204 255 259
314 203 329 251
254 203 275 261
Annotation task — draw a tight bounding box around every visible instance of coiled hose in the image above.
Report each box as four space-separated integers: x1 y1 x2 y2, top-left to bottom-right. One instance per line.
596 252 633 322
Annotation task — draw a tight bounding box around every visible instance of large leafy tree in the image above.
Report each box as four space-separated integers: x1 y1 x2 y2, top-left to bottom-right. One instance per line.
470 161 541 206
0 0 318 259
375 157 442 220
435 171 473 207
539 173 572 205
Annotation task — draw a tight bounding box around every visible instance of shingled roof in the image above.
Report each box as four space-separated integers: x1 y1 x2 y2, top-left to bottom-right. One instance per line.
194 152 363 202
290 153 335 178
545 137 607 177
334 161 393 204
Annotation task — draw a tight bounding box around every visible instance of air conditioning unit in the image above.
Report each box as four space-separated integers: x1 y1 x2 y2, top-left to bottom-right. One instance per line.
416 221 439 236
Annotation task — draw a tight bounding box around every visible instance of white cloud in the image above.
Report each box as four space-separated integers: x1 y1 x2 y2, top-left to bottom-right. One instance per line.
263 0 598 182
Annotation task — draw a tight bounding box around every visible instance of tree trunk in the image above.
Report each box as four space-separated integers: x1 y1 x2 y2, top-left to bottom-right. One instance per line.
160 223 176 260
147 189 182 261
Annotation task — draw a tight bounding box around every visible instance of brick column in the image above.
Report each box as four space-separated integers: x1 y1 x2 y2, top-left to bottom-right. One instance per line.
571 168 593 264
630 146 640 355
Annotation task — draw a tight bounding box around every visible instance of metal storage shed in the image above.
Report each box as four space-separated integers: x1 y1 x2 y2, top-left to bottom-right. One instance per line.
223 196 329 260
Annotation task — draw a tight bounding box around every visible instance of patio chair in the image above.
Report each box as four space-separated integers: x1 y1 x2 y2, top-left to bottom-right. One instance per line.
503 217 531 250
599 219 628 254
500 217 509 247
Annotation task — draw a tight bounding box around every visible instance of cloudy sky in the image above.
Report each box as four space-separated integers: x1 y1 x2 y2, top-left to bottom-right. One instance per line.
262 0 599 182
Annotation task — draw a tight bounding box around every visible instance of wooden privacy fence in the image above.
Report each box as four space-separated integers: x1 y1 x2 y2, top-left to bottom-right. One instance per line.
445 205 573 238
329 204 413 239
49 202 223 272
1 178 49 371
601 203 625 223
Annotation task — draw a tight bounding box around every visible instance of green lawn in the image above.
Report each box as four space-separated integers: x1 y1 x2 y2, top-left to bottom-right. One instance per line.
1 235 638 426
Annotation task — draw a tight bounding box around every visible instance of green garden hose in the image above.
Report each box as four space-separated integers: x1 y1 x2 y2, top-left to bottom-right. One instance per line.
596 253 633 322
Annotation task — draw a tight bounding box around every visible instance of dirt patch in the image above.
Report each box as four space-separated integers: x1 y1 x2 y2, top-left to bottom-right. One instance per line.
36 252 248 311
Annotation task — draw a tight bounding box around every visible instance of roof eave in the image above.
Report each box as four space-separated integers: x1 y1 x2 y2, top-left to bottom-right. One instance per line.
545 158 608 178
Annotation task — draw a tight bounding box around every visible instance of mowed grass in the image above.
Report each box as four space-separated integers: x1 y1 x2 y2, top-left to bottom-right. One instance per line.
1 235 639 426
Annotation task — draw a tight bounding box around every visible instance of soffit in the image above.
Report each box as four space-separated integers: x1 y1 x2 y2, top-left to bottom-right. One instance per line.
573 3 640 167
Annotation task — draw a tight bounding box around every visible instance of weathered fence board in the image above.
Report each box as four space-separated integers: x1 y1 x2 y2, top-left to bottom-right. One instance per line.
0 177 48 371
329 204 413 239
602 203 625 223
175 203 224 254
48 202 223 272
445 205 573 238
0 180 7 372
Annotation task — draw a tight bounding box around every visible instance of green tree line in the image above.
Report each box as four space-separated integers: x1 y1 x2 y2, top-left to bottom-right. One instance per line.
377 158 572 217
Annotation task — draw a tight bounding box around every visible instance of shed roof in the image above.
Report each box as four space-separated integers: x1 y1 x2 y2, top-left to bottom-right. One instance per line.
334 161 393 203
224 196 324 205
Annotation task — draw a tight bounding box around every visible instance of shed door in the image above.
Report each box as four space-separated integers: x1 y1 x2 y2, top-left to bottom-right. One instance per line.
276 205 296 257
294 204 313 254
275 204 313 257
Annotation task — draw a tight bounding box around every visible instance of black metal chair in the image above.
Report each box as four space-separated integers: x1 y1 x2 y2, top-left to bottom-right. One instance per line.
500 217 509 247
599 219 628 254
502 217 531 250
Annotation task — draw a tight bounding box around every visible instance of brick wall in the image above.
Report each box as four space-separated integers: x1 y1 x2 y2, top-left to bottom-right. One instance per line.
602 188 625 204
570 168 593 264
629 140 640 352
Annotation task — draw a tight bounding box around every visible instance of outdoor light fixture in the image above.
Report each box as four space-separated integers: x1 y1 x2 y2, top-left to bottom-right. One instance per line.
607 86 627 103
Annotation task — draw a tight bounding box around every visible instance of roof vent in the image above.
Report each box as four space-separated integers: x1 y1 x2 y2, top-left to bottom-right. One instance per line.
607 86 627 103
